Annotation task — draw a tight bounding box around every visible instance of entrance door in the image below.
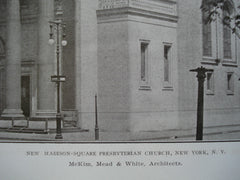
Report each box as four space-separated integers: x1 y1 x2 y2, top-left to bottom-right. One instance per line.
21 76 30 117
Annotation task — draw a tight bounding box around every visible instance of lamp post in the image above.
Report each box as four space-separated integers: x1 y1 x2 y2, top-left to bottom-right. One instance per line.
95 94 99 140
48 20 67 139
190 66 213 140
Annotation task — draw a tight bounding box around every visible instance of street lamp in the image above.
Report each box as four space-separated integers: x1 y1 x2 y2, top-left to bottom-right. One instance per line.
49 20 67 139
190 66 213 140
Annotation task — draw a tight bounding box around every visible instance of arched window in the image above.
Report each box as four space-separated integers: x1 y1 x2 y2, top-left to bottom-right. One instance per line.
202 11 212 57
223 11 232 59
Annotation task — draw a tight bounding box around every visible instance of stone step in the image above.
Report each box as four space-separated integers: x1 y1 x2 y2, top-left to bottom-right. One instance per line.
0 127 88 134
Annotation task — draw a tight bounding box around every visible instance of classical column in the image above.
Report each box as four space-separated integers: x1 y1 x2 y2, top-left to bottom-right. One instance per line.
74 0 82 127
1 0 24 119
36 0 55 117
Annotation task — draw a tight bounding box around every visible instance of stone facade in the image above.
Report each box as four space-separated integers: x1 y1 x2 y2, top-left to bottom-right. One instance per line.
0 0 239 134
178 0 240 130
97 0 178 131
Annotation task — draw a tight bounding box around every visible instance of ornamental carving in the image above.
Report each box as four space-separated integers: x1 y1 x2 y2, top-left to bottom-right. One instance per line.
99 0 128 9
98 0 177 16
55 0 63 18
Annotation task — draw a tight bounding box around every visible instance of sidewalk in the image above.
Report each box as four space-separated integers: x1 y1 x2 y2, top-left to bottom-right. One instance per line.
0 124 240 142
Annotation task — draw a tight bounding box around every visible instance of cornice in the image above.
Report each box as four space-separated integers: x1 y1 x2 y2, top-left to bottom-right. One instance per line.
97 7 178 23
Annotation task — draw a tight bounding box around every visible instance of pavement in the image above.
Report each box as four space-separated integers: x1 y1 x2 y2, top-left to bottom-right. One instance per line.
0 124 240 142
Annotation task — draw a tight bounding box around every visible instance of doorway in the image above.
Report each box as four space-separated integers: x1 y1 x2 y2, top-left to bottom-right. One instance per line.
21 76 30 117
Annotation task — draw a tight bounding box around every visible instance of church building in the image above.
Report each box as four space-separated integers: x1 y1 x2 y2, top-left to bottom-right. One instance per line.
0 0 239 136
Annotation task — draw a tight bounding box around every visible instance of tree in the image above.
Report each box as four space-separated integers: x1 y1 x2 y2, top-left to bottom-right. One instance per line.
201 0 240 38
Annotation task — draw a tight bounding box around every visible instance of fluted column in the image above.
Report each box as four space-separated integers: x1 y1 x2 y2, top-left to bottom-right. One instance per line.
36 0 55 117
1 0 24 119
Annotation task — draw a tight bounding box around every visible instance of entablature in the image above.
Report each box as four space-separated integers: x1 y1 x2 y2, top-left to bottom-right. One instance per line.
98 0 177 22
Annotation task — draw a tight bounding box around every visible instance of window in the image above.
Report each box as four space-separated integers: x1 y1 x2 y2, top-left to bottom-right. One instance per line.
201 11 237 66
226 72 234 95
164 45 171 82
202 11 212 57
139 40 150 90
141 42 148 82
223 25 232 59
206 72 214 95
163 43 173 90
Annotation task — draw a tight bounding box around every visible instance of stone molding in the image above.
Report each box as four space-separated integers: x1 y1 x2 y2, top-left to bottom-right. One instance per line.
98 0 177 19
1 108 24 119
97 6 178 23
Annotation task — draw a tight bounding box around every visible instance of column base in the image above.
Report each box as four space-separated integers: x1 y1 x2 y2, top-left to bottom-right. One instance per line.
1 108 25 119
0 109 26 127
35 110 56 117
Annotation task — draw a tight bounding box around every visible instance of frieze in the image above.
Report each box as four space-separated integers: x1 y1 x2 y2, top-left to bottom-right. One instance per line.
130 0 176 16
99 0 128 9
99 0 177 16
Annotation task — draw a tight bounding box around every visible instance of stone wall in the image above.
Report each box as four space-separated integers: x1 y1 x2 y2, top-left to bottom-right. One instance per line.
177 0 240 129
97 0 179 132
